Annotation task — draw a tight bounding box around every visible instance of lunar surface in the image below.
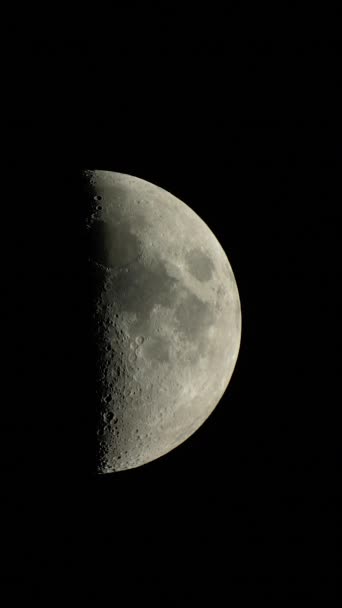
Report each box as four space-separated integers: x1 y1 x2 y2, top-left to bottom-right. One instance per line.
82 170 241 473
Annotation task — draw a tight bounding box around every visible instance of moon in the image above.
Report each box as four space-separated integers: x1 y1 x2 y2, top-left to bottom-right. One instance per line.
82 170 241 473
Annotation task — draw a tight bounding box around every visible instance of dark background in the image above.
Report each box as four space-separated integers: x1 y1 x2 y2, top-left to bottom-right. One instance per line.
1 27 341 601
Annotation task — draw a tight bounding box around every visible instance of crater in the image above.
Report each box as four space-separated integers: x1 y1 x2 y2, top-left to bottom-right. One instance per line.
141 335 170 363
185 248 215 282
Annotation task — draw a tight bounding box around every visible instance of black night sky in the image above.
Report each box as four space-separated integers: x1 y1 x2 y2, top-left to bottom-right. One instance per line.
1 24 341 602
